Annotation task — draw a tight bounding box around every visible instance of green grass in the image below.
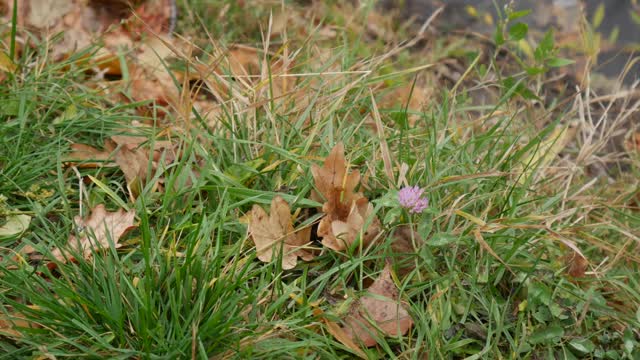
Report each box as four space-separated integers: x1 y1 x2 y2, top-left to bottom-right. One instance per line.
1 1 640 359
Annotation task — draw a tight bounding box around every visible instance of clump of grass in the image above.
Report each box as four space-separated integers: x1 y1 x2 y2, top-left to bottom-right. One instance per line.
1 1 639 359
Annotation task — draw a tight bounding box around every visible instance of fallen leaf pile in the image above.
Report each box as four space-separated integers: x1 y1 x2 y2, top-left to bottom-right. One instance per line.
243 143 413 351
1 0 174 64
246 143 383 265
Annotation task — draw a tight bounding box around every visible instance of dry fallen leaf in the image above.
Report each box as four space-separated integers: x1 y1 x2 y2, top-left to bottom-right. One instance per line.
64 143 117 168
129 66 179 106
322 316 368 358
111 134 177 199
248 196 314 270
0 50 17 75
50 204 136 263
339 263 413 347
0 311 39 338
312 143 381 251
565 251 588 278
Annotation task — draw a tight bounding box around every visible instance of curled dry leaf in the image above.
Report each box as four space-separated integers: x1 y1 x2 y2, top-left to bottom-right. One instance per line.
338 263 413 347
50 204 136 263
64 135 180 199
248 196 314 270
311 143 381 251
129 66 179 106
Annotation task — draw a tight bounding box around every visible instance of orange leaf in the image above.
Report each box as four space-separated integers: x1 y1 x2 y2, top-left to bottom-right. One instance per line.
51 205 136 263
248 196 314 270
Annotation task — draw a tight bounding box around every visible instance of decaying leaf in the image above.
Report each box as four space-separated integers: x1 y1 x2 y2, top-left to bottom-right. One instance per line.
50 204 136 263
248 196 314 270
114 145 150 198
312 143 381 251
1 0 175 61
338 263 413 347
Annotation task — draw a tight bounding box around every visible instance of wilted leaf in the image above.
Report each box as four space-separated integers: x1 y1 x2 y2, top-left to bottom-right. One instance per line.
312 143 381 251
2 0 175 61
248 196 314 270
339 263 413 347
0 214 31 240
115 146 149 198
129 66 179 105
50 204 136 263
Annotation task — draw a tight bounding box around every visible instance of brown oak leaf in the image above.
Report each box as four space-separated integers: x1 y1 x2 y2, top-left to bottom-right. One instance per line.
248 196 314 270
341 262 414 347
51 205 136 263
311 143 381 251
